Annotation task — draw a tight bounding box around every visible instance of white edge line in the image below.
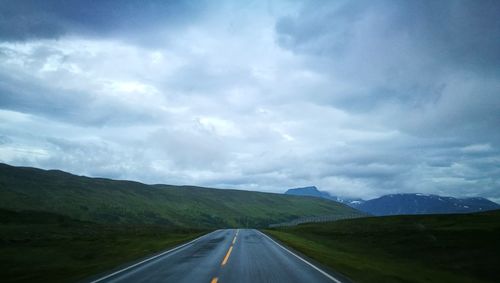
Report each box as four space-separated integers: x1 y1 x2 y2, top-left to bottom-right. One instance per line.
257 230 343 283
89 230 218 283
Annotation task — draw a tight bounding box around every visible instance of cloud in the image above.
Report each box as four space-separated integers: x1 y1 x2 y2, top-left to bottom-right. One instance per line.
1 0 499 201
0 39 174 126
276 0 500 69
461 144 493 154
275 0 500 123
0 0 206 44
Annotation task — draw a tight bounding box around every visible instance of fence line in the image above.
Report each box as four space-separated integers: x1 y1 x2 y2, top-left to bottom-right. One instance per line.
268 213 363 228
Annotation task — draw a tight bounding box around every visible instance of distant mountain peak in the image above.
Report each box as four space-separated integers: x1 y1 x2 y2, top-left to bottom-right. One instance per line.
285 186 332 199
284 186 364 206
286 186 320 192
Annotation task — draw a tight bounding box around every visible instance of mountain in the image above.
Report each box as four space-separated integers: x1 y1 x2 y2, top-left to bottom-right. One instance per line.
284 186 499 216
355 194 500 216
332 196 366 206
285 186 365 206
285 186 335 200
0 163 363 228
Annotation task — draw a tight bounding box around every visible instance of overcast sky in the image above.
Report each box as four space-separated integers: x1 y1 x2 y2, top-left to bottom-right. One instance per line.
1 0 499 201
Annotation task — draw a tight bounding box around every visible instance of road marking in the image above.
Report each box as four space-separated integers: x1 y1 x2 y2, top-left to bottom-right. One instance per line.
210 277 218 283
232 236 237 245
221 245 233 266
257 230 343 283
89 230 219 283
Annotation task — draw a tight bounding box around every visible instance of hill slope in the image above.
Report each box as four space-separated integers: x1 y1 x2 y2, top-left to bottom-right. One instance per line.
0 163 362 228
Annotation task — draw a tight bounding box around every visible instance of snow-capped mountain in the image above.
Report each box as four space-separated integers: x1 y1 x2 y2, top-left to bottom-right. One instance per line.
355 194 500 216
284 187 500 216
284 186 364 206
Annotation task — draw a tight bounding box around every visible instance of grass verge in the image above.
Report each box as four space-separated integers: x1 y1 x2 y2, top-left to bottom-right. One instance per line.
265 210 500 283
0 209 206 283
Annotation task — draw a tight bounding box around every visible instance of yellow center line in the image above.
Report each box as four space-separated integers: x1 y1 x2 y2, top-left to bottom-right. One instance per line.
232 236 236 245
221 245 233 266
210 277 218 283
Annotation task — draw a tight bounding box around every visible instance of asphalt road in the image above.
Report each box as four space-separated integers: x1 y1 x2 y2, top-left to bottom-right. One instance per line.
89 229 345 283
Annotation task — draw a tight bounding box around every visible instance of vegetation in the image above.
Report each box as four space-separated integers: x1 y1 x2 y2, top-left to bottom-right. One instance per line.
0 163 363 228
0 208 205 283
265 210 500 283
0 163 363 282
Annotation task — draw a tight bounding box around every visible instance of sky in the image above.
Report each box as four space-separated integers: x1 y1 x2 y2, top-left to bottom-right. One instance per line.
1 0 499 201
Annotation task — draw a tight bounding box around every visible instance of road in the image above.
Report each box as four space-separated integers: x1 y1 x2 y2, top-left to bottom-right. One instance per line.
89 229 346 283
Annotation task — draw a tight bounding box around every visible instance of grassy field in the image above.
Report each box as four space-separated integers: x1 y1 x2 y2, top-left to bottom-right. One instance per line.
265 210 500 283
0 163 363 228
0 209 205 283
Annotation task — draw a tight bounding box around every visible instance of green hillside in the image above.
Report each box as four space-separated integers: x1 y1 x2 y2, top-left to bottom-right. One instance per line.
266 210 500 283
0 163 362 228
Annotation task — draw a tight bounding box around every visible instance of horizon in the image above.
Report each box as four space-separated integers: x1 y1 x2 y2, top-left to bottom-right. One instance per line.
2 162 499 204
1 0 499 201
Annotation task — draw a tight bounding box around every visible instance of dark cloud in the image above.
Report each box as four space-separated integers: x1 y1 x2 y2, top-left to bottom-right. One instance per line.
276 0 500 70
275 0 500 144
0 0 205 42
275 1 500 115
